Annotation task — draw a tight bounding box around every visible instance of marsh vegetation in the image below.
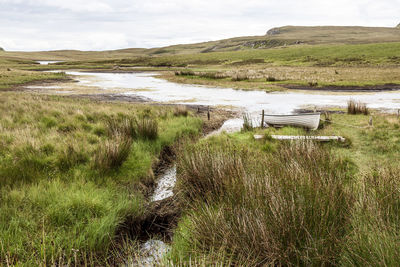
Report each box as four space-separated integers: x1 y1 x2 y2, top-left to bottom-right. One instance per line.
0 93 202 265
168 112 400 265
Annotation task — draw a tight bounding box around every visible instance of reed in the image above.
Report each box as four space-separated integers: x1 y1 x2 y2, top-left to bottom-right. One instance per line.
174 139 354 265
341 167 400 266
242 113 253 131
92 136 133 172
347 100 369 115
173 106 189 117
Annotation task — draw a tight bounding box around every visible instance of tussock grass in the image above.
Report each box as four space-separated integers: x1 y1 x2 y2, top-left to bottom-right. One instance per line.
173 106 189 117
231 73 249 81
0 92 202 265
173 139 355 265
242 113 253 131
347 100 369 115
93 136 133 172
136 116 158 140
105 115 158 140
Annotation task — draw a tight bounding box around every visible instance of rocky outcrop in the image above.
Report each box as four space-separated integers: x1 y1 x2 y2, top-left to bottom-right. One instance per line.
266 27 281 35
397 23 400 28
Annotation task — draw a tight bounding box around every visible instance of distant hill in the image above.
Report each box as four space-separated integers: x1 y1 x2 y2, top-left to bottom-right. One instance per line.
2 25 400 61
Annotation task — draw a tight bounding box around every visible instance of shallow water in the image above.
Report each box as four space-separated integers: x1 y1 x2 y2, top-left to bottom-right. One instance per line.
151 166 176 202
58 71 400 132
64 71 400 115
36 60 63 65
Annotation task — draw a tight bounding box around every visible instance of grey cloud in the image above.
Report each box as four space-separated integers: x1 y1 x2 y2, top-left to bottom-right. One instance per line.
0 0 399 51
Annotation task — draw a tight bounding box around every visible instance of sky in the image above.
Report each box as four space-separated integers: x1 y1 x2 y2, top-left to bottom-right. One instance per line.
0 0 399 51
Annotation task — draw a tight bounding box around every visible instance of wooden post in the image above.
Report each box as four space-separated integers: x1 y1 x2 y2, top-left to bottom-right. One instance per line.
207 106 210 121
369 116 373 127
261 109 265 128
397 109 399 119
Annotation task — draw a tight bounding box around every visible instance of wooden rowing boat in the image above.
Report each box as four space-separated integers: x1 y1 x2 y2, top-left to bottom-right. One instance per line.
263 113 321 130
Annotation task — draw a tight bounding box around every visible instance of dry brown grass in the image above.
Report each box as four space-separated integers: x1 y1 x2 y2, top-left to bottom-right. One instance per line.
347 100 369 115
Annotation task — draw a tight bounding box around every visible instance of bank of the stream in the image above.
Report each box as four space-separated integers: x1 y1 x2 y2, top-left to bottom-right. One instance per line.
167 111 400 265
0 92 231 266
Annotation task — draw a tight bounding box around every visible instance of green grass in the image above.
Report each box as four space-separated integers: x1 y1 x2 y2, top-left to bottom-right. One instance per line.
0 93 202 265
0 57 67 90
120 42 400 67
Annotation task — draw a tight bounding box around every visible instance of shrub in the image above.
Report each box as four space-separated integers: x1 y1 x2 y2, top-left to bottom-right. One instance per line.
266 76 277 82
347 100 369 115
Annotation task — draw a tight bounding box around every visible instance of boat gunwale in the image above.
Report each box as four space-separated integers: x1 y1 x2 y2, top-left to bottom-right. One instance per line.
263 113 321 117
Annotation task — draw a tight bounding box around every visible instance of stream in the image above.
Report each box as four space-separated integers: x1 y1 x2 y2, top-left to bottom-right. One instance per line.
28 69 400 265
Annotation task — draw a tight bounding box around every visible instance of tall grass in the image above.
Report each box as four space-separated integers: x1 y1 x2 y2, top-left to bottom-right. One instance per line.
106 115 158 140
341 167 400 265
0 93 202 265
242 113 253 131
93 136 133 172
173 139 355 265
347 100 369 115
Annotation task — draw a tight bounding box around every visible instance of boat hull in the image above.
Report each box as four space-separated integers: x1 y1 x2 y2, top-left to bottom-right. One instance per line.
264 113 321 130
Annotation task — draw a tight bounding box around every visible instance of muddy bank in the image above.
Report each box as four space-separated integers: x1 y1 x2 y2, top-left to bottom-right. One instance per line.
285 83 400 92
68 93 150 103
112 106 235 266
9 77 74 92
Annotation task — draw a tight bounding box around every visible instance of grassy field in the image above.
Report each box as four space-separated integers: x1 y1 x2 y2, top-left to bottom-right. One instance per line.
9 42 400 91
0 92 202 265
168 111 400 265
2 26 400 91
0 57 67 90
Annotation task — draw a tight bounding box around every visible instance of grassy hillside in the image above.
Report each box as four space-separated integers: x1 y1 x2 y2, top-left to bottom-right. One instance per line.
1 25 400 91
1 25 400 62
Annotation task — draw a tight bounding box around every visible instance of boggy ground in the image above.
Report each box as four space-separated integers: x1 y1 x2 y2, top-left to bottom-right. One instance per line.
165 110 400 266
0 91 233 266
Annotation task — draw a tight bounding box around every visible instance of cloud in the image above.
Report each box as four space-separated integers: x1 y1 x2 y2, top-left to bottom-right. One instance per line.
0 0 399 51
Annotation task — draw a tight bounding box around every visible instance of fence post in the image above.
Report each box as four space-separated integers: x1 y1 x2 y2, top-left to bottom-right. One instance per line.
369 116 373 127
398 109 399 119
261 110 265 128
207 106 210 121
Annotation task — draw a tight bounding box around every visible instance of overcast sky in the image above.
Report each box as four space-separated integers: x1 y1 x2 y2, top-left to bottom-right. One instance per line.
1 0 399 51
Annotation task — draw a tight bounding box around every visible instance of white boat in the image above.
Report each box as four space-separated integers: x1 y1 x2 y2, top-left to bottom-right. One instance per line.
263 113 321 130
